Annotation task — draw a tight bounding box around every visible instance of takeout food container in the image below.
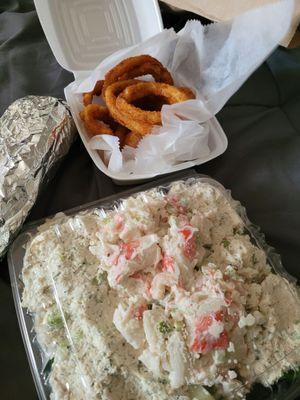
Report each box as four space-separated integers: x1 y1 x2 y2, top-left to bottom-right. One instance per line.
8 170 300 400
34 0 228 183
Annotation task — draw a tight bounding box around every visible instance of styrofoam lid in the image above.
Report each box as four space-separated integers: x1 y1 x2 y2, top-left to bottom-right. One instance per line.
34 0 163 78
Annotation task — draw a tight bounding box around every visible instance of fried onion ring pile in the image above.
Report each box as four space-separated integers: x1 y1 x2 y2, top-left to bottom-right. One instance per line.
80 55 195 148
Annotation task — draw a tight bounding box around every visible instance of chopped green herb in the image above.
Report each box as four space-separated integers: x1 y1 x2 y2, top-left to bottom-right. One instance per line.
60 340 71 351
134 215 143 223
174 320 184 332
47 311 64 330
158 378 168 385
166 204 176 214
98 271 107 284
102 217 111 225
92 272 107 286
158 321 173 335
222 239 230 249
91 277 98 286
251 254 258 265
180 198 188 207
195 233 202 247
43 358 54 379
147 304 153 310
74 329 84 341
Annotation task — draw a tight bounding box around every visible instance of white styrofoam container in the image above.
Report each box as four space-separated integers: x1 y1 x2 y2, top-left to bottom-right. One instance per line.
34 0 163 79
34 0 228 183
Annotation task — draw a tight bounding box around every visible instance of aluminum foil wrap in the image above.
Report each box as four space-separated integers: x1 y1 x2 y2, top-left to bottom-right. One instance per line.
0 96 76 258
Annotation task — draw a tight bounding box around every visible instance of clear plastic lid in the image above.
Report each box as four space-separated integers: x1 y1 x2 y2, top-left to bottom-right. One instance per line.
9 172 300 399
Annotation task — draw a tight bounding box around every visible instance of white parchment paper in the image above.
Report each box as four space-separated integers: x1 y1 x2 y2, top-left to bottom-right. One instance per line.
67 0 294 174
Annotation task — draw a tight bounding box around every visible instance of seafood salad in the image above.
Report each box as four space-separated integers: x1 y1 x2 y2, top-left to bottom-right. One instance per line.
22 179 300 400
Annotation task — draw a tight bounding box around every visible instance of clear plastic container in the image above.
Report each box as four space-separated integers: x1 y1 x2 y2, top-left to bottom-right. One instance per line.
8 171 300 399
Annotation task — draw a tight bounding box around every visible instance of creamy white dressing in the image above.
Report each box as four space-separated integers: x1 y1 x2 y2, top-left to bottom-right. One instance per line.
22 181 300 400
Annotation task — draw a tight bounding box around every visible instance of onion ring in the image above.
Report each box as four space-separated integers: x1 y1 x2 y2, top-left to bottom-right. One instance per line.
80 104 114 136
102 55 173 97
115 82 195 125
105 80 153 135
80 104 128 148
117 62 172 86
123 131 143 148
115 125 128 148
83 80 104 106
116 96 161 125
177 87 195 99
133 95 167 111
121 82 195 103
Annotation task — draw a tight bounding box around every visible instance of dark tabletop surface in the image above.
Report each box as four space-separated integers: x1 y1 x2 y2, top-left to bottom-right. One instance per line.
0 1 300 399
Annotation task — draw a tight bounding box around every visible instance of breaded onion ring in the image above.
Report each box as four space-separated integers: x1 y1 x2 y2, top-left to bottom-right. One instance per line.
133 94 167 111
115 125 128 148
81 104 127 147
177 87 195 99
124 131 143 148
105 80 153 135
116 94 161 125
115 82 195 125
102 55 173 96
83 80 104 106
80 104 114 136
121 82 195 103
